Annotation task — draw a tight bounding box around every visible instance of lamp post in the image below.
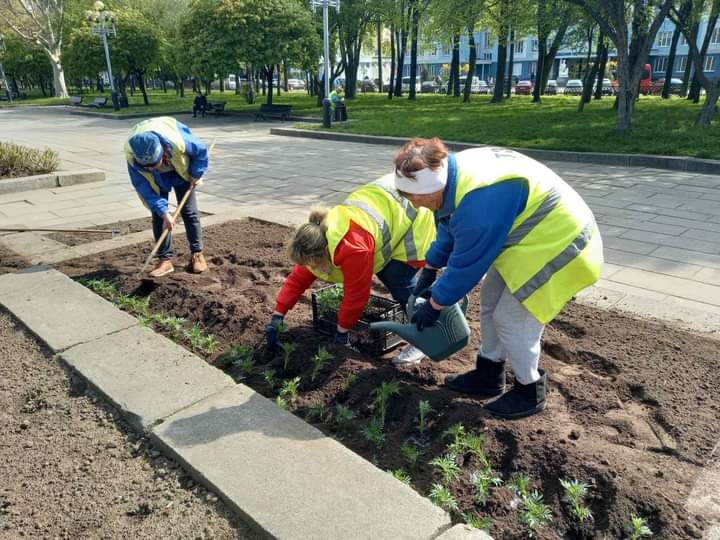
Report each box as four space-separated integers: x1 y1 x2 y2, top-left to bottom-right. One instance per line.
311 0 340 128
0 35 12 104
85 1 120 110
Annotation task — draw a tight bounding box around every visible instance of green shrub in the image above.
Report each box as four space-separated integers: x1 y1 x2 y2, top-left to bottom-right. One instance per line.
0 141 60 178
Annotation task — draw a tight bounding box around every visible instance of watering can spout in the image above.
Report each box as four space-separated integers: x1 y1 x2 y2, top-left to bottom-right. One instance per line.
370 295 471 362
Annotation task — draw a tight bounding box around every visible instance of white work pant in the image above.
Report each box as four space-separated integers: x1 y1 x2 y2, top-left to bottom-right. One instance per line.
478 267 545 385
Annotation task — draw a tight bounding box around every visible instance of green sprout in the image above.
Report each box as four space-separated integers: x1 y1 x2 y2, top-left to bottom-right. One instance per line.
306 402 328 422
316 285 344 317
276 396 288 410
370 380 401 426
160 315 186 339
217 345 253 370
509 473 531 499
80 278 118 299
263 368 276 387
560 479 593 524
417 400 433 435
629 514 652 540
401 441 420 467
463 512 493 532
444 423 467 453
279 342 296 372
334 404 355 432
519 491 552 538
429 453 461 484
362 416 385 449
390 469 412 485
428 484 459 513
311 346 334 381
279 377 301 407
471 465 503 506
137 314 153 327
115 293 150 316
199 334 218 355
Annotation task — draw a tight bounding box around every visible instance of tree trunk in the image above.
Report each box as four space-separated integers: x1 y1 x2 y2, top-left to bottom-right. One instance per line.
377 19 383 93
284 63 289 92
394 26 407 97
47 51 68 98
39 77 47 97
695 81 720 126
408 2 420 100
579 32 603 112
532 37 546 103
662 25 682 99
690 9 719 102
505 28 514 98
220 78 225 92
594 39 609 100
388 24 396 99
138 73 150 105
448 33 459 96
463 29 477 103
492 25 508 103
266 66 274 105
616 51 640 131
276 64 281 96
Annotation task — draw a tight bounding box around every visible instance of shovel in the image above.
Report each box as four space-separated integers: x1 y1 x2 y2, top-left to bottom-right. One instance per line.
370 288 470 361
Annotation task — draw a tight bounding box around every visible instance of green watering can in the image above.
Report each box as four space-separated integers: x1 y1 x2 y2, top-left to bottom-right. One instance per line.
370 290 471 361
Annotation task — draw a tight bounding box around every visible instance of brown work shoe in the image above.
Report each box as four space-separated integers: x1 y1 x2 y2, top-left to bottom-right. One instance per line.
189 252 208 274
149 259 174 277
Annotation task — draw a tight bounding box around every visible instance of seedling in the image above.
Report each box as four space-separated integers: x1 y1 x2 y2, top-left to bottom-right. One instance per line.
444 423 467 453
160 315 186 339
279 342 296 372
316 284 344 317
560 478 593 524
629 514 652 540
509 473 531 499
263 368 276 387
390 469 411 485
370 380 401 426
276 396 288 409
334 403 355 432
81 278 118 299
471 465 503 506
416 400 433 435
401 441 420 467
275 321 290 336
184 323 204 348
429 453 461 484
428 483 459 513
311 346 334 381
115 293 150 316
279 377 301 406
340 373 358 391
463 512 492 532
362 416 385 449
306 402 328 422
199 334 218 355
137 314 153 327
217 345 253 370
519 490 552 538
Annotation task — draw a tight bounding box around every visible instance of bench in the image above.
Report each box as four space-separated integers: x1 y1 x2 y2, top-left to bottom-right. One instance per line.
207 101 225 115
69 96 83 106
90 96 108 108
254 104 292 122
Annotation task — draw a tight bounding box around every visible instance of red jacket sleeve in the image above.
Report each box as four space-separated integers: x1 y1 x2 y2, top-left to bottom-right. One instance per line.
335 222 375 329
274 264 316 314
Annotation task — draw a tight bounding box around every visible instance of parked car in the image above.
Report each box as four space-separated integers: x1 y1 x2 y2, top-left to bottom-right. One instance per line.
287 78 306 91
514 80 533 95
458 76 482 93
420 80 437 93
564 79 584 95
600 78 614 96
477 79 491 94
360 77 377 92
650 77 683 95
401 76 421 92
545 80 558 95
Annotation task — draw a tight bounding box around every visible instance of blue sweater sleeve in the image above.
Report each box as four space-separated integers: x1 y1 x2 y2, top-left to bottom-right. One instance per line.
431 181 529 306
128 163 168 216
178 122 208 179
426 220 454 269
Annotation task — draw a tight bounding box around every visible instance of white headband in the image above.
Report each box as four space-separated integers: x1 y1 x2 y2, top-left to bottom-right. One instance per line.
394 158 448 195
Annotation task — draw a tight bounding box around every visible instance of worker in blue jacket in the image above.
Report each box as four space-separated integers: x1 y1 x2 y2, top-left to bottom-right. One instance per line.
125 117 209 277
393 138 602 419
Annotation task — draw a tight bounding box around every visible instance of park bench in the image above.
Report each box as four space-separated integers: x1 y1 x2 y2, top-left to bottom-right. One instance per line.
69 96 83 106
207 101 225 115
90 96 108 108
254 104 292 122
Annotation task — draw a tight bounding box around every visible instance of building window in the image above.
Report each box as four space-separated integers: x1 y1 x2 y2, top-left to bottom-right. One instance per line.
675 55 687 72
711 26 720 45
482 33 491 49
704 55 715 71
656 31 673 47
514 40 524 55
532 39 538 52
655 56 668 72
679 34 687 46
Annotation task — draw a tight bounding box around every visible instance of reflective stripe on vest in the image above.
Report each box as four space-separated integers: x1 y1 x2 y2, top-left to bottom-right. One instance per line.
371 176 419 261
342 199 393 264
503 187 562 249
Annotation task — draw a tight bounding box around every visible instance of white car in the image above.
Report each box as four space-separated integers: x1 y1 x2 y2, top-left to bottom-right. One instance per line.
564 79 584 95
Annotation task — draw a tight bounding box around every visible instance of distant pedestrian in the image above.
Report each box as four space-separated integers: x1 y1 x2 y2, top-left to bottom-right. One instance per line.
192 92 207 118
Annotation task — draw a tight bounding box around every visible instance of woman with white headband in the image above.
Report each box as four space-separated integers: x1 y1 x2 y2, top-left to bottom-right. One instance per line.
394 137 603 419
265 176 436 365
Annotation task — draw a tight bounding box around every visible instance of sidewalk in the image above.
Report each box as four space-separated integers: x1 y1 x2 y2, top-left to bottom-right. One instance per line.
1 106 719 336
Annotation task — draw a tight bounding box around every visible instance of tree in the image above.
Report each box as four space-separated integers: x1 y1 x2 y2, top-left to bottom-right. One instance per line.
0 0 69 97
334 0 373 99
0 32 53 95
566 0 675 131
532 0 573 103
686 0 719 101
112 8 161 104
64 26 105 91
663 0 691 98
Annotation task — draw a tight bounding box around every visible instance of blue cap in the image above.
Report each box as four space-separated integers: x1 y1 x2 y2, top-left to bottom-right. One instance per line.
129 132 163 166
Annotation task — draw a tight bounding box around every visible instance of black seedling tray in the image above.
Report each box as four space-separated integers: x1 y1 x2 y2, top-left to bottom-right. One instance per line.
311 284 407 356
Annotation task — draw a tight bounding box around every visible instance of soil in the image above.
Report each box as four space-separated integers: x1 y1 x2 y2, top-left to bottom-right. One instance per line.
0 245 29 274
0 309 259 539
56 219 720 540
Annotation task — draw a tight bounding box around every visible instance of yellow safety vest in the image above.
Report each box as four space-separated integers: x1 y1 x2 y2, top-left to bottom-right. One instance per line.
453 147 603 324
124 117 191 198
310 174 436 282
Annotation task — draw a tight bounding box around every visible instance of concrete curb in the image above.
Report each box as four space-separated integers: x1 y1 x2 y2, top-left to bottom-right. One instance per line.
66 106 321 123
0 169 105 195
269 127 720 175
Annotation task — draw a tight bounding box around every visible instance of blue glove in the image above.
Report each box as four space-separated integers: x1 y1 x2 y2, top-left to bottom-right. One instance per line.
334 330 350 346
411 301 441 331
412 267 438 298
265 314 284 351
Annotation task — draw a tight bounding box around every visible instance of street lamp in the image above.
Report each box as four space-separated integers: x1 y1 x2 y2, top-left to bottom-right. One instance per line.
85 1 120 110
311 0 340 128
0 34 12 104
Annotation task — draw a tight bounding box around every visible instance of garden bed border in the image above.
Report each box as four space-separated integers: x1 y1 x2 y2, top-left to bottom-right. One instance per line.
0 169 105 195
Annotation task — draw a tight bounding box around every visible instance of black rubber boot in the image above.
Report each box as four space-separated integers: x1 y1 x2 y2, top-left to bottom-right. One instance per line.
444 355 505 397
485 369 547 419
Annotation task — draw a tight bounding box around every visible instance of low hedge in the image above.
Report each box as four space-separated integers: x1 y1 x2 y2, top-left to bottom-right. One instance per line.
0 141 60 179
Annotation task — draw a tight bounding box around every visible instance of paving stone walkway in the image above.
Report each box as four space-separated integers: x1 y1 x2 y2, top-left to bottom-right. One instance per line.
1 106 719 336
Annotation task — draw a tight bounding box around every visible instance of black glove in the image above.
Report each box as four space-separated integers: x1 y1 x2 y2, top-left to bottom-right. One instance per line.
265 314 284 351
334 330 350 346
411 301 441 331
412 267 438 298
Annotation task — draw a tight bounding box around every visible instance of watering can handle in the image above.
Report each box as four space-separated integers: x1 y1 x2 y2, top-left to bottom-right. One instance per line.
407 287 469 318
